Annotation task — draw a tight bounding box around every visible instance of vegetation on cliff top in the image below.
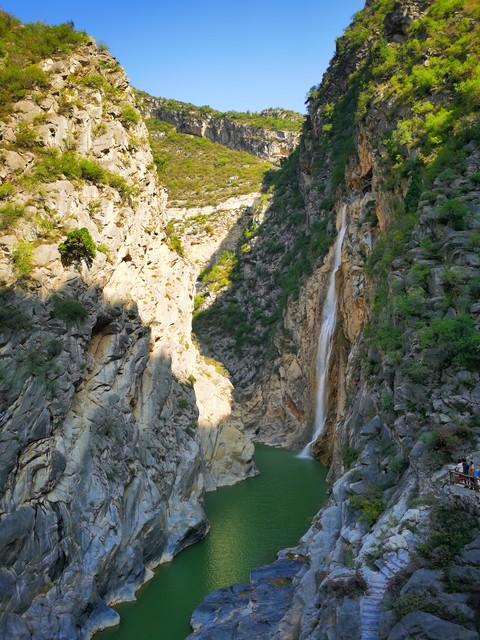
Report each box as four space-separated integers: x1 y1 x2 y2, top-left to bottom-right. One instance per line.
0 10 88 116
303 0 480 380
147 118 271 207
0 9 139 282
137 93 304 132
308 0 480 190
360 0 480 373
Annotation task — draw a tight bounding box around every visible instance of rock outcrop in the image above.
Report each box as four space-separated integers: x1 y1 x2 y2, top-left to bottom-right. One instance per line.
187 0 480 637
3 1 480 638
139 95 302 163
0 30 254 639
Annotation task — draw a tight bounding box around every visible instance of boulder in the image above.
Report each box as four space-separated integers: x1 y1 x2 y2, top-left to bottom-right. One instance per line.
388 612 479 640
360 415 383 438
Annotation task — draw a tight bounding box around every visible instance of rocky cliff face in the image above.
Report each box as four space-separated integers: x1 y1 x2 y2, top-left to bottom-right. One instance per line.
139 95 302 163
2 2 480 639
187 0 480 638
0 22 254 639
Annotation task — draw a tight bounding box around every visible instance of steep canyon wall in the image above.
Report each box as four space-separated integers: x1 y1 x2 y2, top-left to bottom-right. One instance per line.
139 95 302 164
188 0 480 638
0 31 254 639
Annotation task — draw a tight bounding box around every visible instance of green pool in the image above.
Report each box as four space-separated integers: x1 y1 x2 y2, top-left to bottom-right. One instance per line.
96 445 327 640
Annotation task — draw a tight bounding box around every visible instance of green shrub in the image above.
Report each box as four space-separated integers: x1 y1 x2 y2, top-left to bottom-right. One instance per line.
77 158 106 182
416 505 475 568
350 489 385 528
87 199 102 215
52 296 88 323
420 431 438 447
391 592 462 623
243 220 259 241
0 203 25 230
0 12 87 61
34 150 90 181
0 182 14 200
372 324 402 352
404 170 423 213
401 360 431 384
200 250 238 293
97 242 110 258
364 545 384 570
421 422 475 468
409 263 431 288
12 240 34 276
78 73 107 90
34 151 107 183
0 13 85 112
469 231 480 249
34 151 134 201
34 213 56 239
381 390 394 411
202 355 229 377
0 64 49 113
390 454 409 474
193 302 249 348
342 446 359 469
274 219 331 307
436 198 471 230
0 13 85 113
14 121 38 148
419 315 480 369
165 221 184 257
22 348 52 382
58 227 96 267
105 172 135 201
120 103 141 126
193 293 206 312
0 298 30 332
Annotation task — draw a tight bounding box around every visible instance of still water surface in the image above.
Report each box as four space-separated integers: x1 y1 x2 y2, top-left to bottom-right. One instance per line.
97 445 327 640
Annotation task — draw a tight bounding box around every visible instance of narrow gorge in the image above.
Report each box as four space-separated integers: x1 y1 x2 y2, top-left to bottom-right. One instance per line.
1 1 480 640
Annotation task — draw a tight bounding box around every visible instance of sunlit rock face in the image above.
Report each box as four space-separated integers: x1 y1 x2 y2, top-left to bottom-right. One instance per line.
2 0 480 638
0 35 254 639
140 95 302 164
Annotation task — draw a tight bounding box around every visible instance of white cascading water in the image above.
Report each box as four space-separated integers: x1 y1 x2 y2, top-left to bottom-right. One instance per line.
299 205 348 458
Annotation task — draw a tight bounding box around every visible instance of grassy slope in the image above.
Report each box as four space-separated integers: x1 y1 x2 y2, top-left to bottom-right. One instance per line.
147 118 271 207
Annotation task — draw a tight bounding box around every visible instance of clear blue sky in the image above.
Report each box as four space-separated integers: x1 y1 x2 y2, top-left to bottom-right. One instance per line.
3 0 364 113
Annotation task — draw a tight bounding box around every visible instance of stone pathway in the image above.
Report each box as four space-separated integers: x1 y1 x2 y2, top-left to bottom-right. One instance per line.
360 550 409 640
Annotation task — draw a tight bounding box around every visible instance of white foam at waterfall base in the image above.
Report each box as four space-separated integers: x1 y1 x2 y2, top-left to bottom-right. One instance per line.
299 205 348 459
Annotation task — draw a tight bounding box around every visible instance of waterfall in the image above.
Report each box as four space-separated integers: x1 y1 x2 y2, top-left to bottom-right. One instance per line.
299 205 347 458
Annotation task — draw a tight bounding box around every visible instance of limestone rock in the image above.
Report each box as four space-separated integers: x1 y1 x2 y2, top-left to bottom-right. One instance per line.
0 38 255 640
141 95 302 164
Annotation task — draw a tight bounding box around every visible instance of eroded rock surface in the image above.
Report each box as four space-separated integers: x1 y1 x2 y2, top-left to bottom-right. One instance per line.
0 39 254 639
186 1 480 638
140 95 302 164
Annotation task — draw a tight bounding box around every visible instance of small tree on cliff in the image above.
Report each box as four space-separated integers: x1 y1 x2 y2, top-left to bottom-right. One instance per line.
58 227 96 268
